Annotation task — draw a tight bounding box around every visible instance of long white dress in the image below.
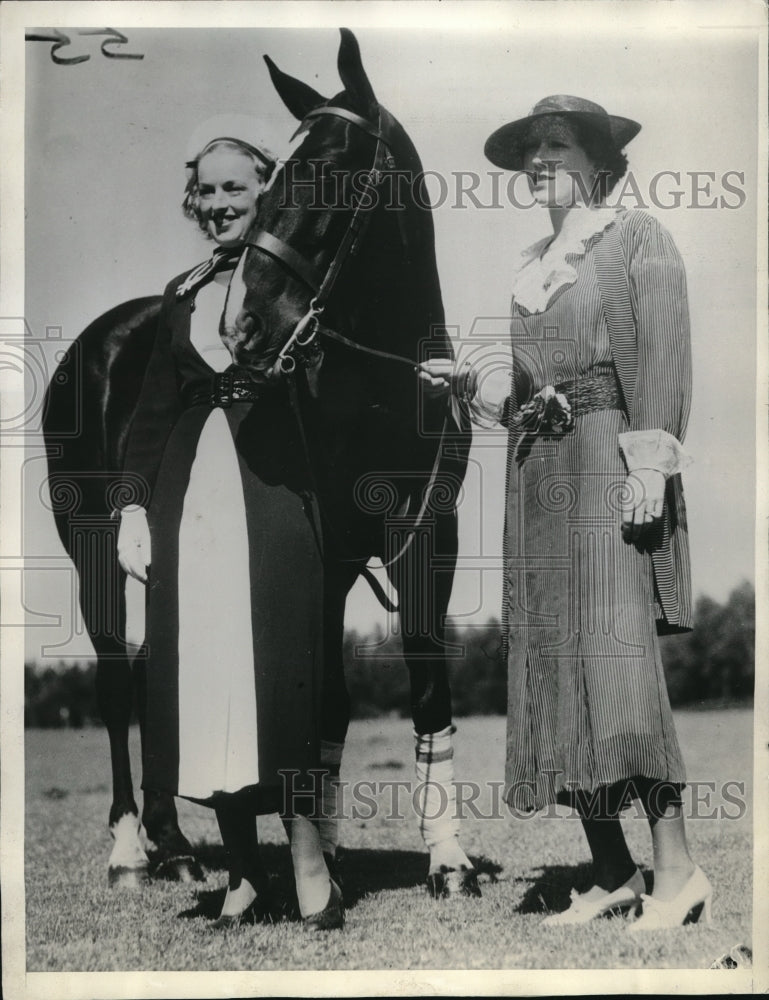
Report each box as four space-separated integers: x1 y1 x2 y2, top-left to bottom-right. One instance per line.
176 275 260 799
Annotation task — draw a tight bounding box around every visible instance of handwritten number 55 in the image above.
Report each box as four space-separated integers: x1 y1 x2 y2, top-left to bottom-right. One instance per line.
25 28 144 64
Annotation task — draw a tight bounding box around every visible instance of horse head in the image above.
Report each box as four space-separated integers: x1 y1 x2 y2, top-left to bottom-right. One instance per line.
221 28 447 395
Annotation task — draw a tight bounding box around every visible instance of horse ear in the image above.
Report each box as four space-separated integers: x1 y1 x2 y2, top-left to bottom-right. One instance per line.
263 55 327 121
337 28 377 117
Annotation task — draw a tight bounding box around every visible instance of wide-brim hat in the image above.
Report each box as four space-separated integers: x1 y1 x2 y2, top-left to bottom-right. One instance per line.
484 95 641 170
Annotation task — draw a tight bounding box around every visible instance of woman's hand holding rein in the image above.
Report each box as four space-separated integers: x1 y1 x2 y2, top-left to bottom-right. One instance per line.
418 359 476 401
117 505 151 582
418 358 455 399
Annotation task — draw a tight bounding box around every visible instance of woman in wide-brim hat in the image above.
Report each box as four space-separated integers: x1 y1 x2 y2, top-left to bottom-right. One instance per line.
483 94 642 172
116 115 342 931
421 95 710 930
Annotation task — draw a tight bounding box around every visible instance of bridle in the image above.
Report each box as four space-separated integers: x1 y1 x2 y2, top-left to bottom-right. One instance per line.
237 102 452 605
243 103 416 376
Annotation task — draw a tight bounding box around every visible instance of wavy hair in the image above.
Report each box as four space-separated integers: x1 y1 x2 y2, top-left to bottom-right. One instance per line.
182 138 276 236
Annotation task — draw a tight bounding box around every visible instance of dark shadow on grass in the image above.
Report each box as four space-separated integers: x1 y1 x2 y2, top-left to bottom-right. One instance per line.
176 884 296 925
325 848 502 904
471 854 505 884
177 885 228 921
177 843 297 924
514 863 652 916
178 839 503 915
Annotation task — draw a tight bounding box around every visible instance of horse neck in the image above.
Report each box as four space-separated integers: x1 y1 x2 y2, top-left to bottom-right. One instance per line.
335 198 444 361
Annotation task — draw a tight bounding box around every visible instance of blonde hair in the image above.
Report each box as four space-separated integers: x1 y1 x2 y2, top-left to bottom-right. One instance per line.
182 138 276 235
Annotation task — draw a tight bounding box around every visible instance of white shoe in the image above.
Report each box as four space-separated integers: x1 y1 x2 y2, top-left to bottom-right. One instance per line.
542 868 645 926
629 866 712 931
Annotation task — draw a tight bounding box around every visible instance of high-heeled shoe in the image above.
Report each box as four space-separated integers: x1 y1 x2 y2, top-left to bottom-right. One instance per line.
302 878 345 931
542 868 645 926
210 893 270 930
629 865 712 931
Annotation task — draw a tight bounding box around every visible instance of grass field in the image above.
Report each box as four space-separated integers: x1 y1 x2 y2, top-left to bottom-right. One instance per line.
25 709 752 972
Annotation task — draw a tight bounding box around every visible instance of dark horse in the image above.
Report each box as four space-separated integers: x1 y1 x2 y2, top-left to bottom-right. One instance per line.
43 29 476 895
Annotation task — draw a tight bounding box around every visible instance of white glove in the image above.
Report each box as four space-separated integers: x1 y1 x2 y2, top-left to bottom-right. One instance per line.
117 505 151 582
621 469 665 543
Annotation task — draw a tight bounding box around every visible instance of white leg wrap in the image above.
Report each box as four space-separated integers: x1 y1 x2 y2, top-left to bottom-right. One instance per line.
109 814 149 869
413 725 461 845
319 739 343 858
414 726 473 873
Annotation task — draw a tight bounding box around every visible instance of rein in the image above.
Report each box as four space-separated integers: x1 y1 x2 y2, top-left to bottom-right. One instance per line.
241 103 450 608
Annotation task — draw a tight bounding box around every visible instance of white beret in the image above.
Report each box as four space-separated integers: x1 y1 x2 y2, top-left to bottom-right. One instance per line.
184 113 292 169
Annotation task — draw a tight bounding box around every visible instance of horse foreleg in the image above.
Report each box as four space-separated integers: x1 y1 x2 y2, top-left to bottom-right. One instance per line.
73 518 151 887
318 561 358 881
132 654 204 883
387 511 481 898
94 655 149 887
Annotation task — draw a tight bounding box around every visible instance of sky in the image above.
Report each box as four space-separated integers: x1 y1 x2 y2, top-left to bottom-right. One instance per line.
10 3 763 662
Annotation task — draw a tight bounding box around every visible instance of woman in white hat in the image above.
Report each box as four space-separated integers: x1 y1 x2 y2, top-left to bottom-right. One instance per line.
421 96 710 930
116 120 342 930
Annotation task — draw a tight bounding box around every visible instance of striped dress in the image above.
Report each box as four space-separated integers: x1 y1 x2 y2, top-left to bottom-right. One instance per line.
500 208 691 811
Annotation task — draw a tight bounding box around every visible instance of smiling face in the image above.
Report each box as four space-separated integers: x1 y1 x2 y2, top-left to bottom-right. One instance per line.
196 146 265 247
521 117 599 208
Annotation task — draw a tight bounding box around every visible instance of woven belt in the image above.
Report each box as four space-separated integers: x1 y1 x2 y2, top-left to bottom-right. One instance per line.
554 369 622 416
512 368 622 437
182 369 262 409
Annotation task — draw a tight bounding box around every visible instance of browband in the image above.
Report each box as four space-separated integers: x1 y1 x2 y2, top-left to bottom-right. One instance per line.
291 105 391 146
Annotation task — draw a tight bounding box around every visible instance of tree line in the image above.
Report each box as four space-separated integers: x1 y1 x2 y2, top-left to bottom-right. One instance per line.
25 581 754 727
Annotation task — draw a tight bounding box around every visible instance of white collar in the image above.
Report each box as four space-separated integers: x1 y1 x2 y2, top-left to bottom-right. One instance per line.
511 207 624 314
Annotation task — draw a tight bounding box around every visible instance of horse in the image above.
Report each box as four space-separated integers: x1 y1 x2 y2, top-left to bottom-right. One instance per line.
42 296 194 885
42 27 478 897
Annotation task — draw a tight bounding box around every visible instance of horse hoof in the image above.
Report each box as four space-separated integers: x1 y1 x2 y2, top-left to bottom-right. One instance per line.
152 854 205 883
108 864 150 889
426 866 482 899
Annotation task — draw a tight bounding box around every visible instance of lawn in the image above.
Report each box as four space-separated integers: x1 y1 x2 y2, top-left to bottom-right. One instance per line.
24 709 752 972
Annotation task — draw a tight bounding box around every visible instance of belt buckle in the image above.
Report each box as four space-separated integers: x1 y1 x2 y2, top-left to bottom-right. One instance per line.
211 370 234 408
